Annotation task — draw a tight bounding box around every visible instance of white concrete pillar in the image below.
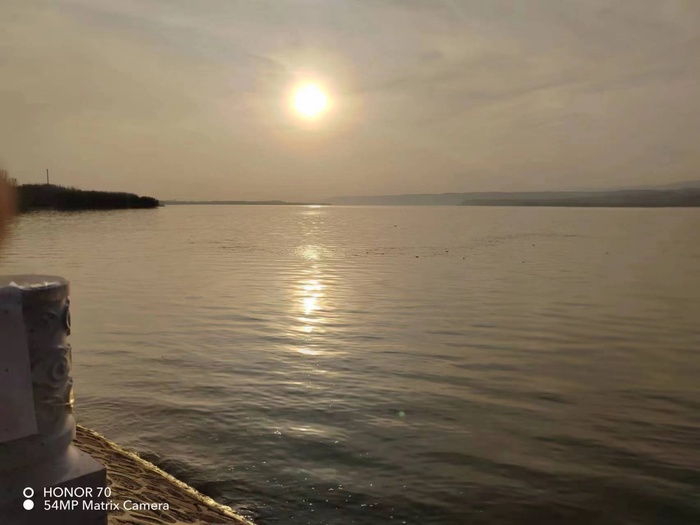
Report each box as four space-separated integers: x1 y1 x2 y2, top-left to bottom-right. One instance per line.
0 275 107 525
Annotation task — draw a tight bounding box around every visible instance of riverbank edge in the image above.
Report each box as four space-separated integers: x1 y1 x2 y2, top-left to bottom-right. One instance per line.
17 184 160 212
75 425 255 525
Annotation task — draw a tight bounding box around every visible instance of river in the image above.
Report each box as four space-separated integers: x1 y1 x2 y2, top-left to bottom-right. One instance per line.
2 205 699 524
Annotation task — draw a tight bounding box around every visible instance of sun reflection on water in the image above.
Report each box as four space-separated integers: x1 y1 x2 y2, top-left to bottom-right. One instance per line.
298 245 321 261
299 274 324 328
289 206 337 363
303 295 318 315
297 347 323 356
293 237 330 356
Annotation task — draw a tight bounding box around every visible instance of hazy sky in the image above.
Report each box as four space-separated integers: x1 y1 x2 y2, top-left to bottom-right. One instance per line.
1 0 698 200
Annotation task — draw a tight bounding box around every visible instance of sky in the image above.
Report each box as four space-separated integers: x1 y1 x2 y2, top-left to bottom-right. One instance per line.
1 0 698 201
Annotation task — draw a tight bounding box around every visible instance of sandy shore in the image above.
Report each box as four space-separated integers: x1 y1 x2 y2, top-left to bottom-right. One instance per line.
75 425 254 525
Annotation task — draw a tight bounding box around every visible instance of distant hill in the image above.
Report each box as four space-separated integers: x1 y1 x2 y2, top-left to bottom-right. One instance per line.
328 191 599 206
328 181 700 207
328 193 469 206
571 180 700 192
460 189 700 207
18 184 160 212
615 180 700 191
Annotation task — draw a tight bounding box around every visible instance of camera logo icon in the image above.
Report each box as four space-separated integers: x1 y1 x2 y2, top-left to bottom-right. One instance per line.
23 487 34 510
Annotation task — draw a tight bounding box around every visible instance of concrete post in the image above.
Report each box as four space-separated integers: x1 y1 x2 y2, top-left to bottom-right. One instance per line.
0 275 107 525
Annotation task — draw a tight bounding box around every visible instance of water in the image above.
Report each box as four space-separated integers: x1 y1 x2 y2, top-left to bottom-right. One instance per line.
2 205 699 524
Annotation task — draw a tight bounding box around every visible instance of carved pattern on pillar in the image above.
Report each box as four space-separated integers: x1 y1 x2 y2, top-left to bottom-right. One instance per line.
0 277 75 470
1 275 107 524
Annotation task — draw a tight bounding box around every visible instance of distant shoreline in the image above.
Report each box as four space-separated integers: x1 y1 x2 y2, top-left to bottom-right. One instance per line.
328 188 700 207
459 189 700 207
18 184 160 212
163 200 329 206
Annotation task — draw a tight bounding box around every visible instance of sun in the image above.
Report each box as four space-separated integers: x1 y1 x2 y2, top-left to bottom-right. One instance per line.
292 83 328 119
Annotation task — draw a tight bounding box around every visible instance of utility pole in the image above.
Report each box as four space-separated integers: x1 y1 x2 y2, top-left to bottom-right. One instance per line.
46 168 50 185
